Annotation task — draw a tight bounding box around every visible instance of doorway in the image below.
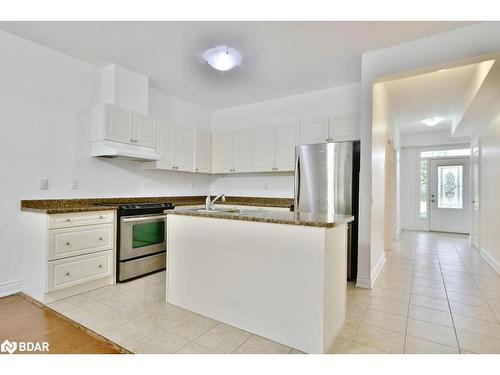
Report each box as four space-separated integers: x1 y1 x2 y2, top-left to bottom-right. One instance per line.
429 157 470 234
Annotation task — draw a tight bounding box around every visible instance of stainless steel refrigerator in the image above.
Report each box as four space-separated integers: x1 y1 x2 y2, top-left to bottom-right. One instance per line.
294 141 360 280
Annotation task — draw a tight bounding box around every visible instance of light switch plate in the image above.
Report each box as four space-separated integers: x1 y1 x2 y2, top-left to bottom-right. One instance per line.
39 178 49 190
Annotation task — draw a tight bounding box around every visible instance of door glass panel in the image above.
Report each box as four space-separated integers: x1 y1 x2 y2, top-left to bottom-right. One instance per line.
419 160 428 218
132 221 165 248
438 165 463 209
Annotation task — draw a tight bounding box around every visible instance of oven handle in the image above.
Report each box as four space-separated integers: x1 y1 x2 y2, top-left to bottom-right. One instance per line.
121 214 169 223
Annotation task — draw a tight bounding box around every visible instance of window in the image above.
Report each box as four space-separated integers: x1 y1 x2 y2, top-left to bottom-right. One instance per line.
420 149 471 158
438 165 463 209
419 160 428 218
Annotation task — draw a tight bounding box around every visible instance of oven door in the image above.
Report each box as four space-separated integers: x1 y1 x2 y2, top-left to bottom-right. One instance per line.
120 214 167 261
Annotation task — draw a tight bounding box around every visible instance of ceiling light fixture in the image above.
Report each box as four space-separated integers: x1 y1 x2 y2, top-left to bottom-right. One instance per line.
421 117 443 127
202 45 242 71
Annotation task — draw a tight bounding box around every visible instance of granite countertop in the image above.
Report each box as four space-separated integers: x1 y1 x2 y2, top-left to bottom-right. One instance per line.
167 208 354 228
20 196 293 214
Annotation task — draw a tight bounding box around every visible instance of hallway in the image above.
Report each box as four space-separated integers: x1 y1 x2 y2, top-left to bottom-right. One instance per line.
336 230 500 353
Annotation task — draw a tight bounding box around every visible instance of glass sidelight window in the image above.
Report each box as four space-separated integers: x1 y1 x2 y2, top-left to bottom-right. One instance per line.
419 160 428 218
132 221 165 248
437 165 463 209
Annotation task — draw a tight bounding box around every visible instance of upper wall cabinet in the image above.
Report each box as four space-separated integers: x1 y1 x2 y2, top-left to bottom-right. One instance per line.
212 129 254 174
299 118 329 144
329 113 360 142
143 121 194 172
133 113 157 148
194 129 211 173
254 123 299 172
300 113 360 144
91 104 159 160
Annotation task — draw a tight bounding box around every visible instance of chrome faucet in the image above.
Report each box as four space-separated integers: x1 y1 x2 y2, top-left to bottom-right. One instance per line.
205 194 226 210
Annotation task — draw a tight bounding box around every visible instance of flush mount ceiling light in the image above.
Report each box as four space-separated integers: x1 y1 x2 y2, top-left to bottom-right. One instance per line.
202 45 242 71
421 117 443 127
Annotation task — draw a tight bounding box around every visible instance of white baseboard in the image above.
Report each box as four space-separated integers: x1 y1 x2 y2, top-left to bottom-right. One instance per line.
480 247 500 276
355 253 387 289
0 280 23 298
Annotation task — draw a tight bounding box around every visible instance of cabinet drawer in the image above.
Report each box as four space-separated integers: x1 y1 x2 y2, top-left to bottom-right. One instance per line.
48 211 114 229
48 224 114 260
47 251 113 292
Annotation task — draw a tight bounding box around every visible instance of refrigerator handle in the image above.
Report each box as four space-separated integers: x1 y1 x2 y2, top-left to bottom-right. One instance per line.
294 152 300 211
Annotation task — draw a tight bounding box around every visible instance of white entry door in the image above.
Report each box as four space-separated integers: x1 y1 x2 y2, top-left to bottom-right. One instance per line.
429 158 470 234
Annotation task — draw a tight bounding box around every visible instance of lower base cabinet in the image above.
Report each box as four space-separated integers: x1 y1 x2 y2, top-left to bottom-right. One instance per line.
22 210 116 303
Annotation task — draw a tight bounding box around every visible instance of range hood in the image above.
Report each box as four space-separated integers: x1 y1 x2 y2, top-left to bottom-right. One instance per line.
91 141 160 161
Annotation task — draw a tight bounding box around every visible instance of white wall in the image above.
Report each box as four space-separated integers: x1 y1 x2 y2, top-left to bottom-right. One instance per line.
479 116 500 273
401 129 470 148
357 82 396 287
358 22 500 288
0 29 211 295
101 64 150 114
210 84 361 197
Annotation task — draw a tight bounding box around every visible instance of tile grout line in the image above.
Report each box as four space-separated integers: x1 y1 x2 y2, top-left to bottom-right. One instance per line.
402 245 417 354
453 241 500 328
435 241 463 354
345 282 377 353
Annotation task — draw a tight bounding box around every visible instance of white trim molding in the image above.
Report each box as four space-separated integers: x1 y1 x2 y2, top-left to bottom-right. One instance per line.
356 252 387 289
480 247 500 276
0 280 23 298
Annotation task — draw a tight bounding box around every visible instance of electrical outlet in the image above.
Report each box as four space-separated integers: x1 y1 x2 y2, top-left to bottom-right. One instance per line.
39 178 49 190
71 179 79 190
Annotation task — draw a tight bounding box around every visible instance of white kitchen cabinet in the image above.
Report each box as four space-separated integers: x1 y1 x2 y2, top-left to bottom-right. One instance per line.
133 113 157 148
175 126 194 172
93 104 158 149
212 129 254 173
254 123 299 172
233 129 254 173
194 129 211 173
144 121 193 172
275 123 300 171
22 210 116 303
254 127 276 172
299 114 360 144
91 104 159 160
155 120 176 168
300 118 329 144
104 105 132 144
213 131 234 173
329 113 360 141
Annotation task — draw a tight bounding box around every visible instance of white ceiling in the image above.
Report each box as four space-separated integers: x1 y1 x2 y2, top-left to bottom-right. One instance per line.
384 62 489 135
0 21 476 109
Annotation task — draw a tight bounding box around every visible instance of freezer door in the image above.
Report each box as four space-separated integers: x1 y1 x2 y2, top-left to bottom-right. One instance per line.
294 142 352 215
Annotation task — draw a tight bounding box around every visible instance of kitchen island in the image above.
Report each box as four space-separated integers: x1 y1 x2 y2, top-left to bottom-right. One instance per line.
165 208 353 354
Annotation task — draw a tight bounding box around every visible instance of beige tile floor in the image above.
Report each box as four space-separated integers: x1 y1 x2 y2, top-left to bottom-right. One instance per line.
335 230 500 354
47 270 302 354
46 230 500 354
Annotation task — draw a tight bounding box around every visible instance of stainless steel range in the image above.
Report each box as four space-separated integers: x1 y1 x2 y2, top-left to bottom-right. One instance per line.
116 202 174 282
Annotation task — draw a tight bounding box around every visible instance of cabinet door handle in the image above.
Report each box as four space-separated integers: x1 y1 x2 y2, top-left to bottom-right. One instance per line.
195 168 199 172
66 218 71 222
98 264 103 268
65 272 70 277
99 215 103 219
130 138 134 142
98 236 103 241
65 241 71 246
